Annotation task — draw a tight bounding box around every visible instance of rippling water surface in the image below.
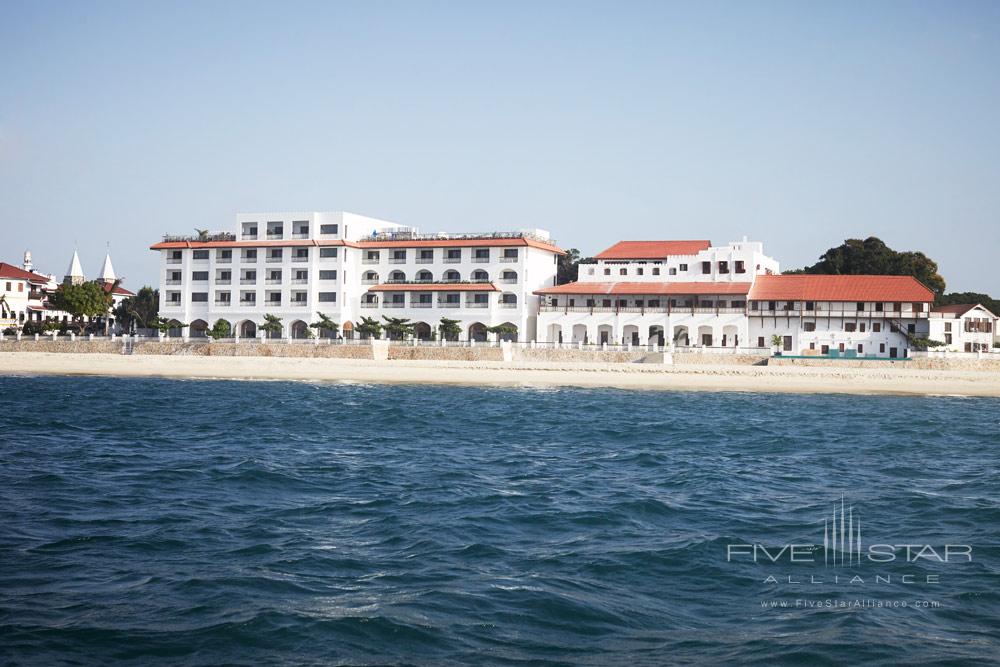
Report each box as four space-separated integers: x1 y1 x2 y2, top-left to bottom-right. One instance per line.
1 376 999 665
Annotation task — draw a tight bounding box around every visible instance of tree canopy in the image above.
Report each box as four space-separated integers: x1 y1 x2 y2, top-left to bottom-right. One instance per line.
382 316 415 340
556 248 595 285
438 317 461 341
309 312 339 337
935 292 1000 316
260 314 283 338
112 286 159 333
357 316 383 339
48 281 113 333
788 237 946 294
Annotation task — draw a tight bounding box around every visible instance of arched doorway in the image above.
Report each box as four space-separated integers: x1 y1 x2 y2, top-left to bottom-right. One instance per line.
572 324 588 344
698 325 714 347
648 325 664 346
497 322 518 342
622 324 639 346
672 325 689 347
290 320 309 339
239 320 257 339
723 324 739 347
597 324 613 345
167 319 184 337
547 323 563 343
414 322 432 340
189 319 208 338
468 322 488 342
341 321 354 340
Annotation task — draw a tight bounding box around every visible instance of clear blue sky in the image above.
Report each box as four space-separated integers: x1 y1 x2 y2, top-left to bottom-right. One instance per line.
2 1 998 293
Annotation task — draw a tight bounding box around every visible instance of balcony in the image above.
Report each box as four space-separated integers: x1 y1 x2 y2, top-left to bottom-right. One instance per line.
389 257 407 264
416 257 433 264
291 300 308 307
499 256 518 263
166 258 182 265
465 302 489 308
292 256 308 263
240 278 256 285
500 278 517 284
215 300 231 306
362 258 380 264
383 302 405 309
499 302 517 308
443 257 461 263
266 257 283 263
437 301 460 309
410 302 433 308
291 278 308 285
266 300 282 307
472 257 490 263
292 232 309 239
239 299 256 306
361 278 379 285
242 234 258 240
217 257 232 264
215 279 232 285
265 279 282 285
241 256 258 263
165 279 182 285
360 301 378 308
266 232 284 240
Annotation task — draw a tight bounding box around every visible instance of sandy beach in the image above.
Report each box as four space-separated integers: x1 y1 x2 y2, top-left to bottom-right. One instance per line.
2 351 1000 396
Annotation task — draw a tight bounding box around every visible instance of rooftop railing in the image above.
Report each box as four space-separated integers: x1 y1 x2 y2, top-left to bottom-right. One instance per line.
161 232 236 243
367 230 555 245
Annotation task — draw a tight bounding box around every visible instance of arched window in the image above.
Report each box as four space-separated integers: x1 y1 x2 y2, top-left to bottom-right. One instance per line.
472 269 489 282
416 270 433 282
363 271 379 284
389 270 406 283
500 270 517 283
444 270 461 282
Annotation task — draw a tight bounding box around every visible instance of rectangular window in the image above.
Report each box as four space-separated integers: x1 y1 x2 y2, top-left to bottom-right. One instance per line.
873 323 881 332
735 260 745 274
803 322 815 332
243 249 257 260
320 224 338 234
604 268 611 275
718 261 729 274
503 248 518 259
880 343 885 353
668 268 676 276
845 322 856 332
757 336 765 348
857 344 864 353
192 250 209 260
679 264 688 271
619 268 627 276
701 261 711 274
859 323 866 332
320 247 338 258
636 268 644 275
191 292 208 302
192 271 208 281
319 270 337 280
857 302 865 311
805 301 814 311
944 322 952 332
318 292 337 302
652 268 660 275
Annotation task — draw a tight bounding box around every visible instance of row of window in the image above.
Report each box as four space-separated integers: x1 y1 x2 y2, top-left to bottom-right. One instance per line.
750 301 926 312
362 248 519 263
364 269 517 283
240 222 339 239
171 269 339 283
166 291 338 306
548 298 747 309
168 246 523 263
586 260 749 277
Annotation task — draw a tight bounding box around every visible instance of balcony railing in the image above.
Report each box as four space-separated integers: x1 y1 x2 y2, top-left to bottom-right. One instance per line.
166 258 182 264
416 258 433 264
266 232 283 239
472 257 489 263
291 279 308 285
240 299 256 306
360 302 378 308
410 302 433 308
242 234 258 240
217 257 232 264
266 257 282 263
383 302 405 309
389 257 406 264
499 302 517 308
265 279 282 285
361 279 379 285
240 278 256 284
162 232 236 243
215 300 231 306
437 302 460 308
292 256 308 263
443 257 461 263
266 300 282 307
291 300 308 307
500 278 517 284
216 279 231 285
165 280 181 285
465 302 489 308
499 256 518 263
241 256 258 263
362 258 380 264
292 232 309 239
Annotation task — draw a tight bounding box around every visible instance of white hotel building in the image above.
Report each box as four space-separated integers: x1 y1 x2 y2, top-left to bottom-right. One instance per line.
151 212 563 341
536 239 941 358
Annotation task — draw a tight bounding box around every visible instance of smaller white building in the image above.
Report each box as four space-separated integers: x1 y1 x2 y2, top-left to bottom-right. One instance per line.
928 304 997 352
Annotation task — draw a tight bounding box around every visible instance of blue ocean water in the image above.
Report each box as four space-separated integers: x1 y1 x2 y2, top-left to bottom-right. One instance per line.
0 376 998 666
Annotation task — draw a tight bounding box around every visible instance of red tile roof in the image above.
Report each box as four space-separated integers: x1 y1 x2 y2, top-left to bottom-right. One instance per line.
100 282 135 297
748 275 934 302
933 303 997 318
367 282 500 292
535 281 752 296
149 240 346 249
0 262 51 284
594 240 711 260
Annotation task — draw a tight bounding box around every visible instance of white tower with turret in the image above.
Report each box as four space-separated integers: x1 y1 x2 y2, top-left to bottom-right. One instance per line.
64 249 85 285
98 250 117 285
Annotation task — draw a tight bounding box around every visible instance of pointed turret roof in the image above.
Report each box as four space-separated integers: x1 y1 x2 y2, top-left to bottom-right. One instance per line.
98 252 116 283
65 249 85 283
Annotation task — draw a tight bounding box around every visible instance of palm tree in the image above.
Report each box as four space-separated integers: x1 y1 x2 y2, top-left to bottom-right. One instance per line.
260 314 283 339
194 228 210 242
357 316 382 340
309 312 339 338
382 316 415 340
486 323 518 342
438 317 461 341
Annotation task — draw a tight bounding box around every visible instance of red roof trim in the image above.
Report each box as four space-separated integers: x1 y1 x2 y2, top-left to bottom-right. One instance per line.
0 262 51 284
149 237 565 254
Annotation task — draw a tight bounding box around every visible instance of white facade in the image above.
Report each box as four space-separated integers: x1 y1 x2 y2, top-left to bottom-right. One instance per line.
152 212 562 340
927 304 996 352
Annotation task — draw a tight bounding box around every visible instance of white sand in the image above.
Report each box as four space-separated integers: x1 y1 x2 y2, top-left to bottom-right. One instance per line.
2 351 1000 397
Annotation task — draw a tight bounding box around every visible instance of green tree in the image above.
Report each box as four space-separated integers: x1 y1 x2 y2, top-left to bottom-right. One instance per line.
357 316 383 339
556 248 595 285
207 319 231 340
150 317 187 335
935 292 1000 316
486 323 518 341
438 317 461 341
48 281 113 334
382 316 415 340
309 312 339 338
260 314 283 339
112 286 159 333
789 237 946 294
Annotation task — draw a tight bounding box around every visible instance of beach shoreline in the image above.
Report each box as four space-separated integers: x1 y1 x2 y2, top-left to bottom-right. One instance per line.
2 351 999 397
